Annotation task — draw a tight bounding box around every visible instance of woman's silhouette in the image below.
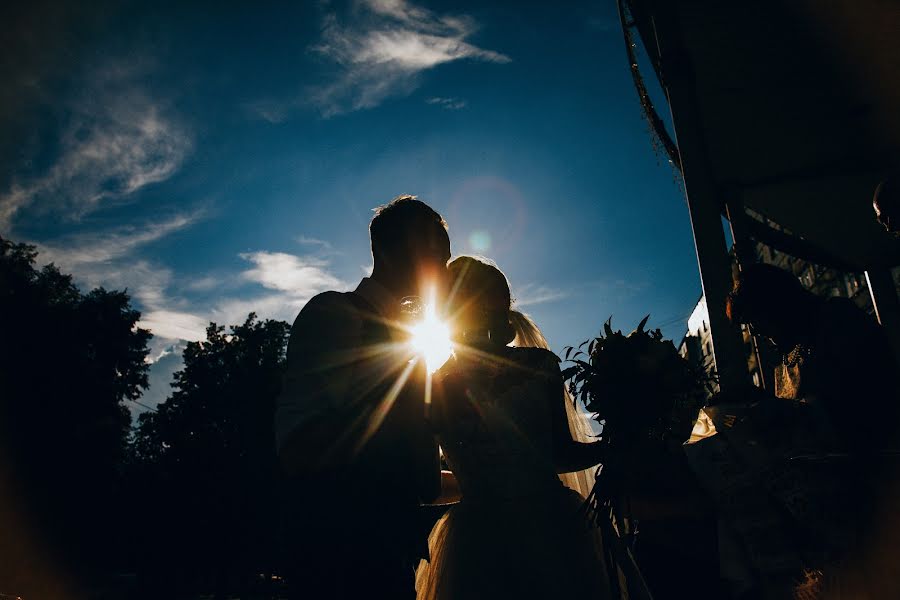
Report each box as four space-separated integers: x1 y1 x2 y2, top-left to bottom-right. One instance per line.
416 256 610 599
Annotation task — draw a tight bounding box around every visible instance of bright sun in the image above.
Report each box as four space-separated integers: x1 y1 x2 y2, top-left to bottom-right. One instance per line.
409 301 453 374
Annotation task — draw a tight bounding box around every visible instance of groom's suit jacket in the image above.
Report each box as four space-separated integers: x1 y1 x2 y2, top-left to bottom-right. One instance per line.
275 277 438 555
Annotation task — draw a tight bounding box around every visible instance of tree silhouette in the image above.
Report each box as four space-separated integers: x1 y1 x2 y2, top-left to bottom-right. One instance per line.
131 314 290 595
1 237 292 596
0 237 151 594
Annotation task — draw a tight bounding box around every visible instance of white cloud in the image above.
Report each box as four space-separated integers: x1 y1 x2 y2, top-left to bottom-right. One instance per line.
254 0 509 119
139 310 210 343
0 61 191 232
137 343 186 416
514 283 569 307
339 29 507 69
134 250 345 414
36 251 202 346
239 251 343 295
146 339 185 365
199 250 349 331
135 250 346 346
426 96 467 110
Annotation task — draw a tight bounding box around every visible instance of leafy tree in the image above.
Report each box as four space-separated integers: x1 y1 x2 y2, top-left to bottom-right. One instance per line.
0 237 151 591
132 314 290 594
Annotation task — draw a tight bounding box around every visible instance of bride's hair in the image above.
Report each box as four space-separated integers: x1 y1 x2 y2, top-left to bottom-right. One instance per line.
508 309 549 349
446 255 516 345
506 307 597 498
446 255 597 498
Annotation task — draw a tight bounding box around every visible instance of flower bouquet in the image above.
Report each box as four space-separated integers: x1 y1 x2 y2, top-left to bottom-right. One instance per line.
562 316 714 525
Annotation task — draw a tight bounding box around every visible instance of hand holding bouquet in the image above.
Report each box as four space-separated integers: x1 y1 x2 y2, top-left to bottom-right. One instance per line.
563 316 713 519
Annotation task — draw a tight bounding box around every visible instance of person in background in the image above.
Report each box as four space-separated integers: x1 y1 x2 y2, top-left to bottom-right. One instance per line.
726 263 898 450
721 263 900 597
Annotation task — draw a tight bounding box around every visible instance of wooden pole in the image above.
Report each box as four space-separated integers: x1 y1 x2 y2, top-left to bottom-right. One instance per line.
725 199 771 392
865 268 900 364
648 9 750 393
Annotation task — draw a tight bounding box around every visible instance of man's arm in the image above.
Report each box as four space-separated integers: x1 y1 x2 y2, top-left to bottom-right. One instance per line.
275 292 362 476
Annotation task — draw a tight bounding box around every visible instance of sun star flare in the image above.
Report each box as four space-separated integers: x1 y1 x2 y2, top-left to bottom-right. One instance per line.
409 298 453 374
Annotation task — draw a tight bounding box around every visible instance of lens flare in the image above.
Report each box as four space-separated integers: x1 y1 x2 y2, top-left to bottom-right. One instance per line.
468 230 492 252
409 296 453 374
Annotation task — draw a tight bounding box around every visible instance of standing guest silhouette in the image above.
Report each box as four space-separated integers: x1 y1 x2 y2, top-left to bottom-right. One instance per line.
727 263 899 450
275 196 448 599
691 264 900 597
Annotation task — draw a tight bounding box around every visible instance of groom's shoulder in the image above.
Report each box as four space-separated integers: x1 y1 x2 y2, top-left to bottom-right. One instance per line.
300 290 349 312
294 290 358 321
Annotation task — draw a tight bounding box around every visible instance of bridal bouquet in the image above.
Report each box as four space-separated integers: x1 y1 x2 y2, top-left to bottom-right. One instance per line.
562 316 713 519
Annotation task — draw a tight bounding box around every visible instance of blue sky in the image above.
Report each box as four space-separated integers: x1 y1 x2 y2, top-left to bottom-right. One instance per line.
1 0 702 417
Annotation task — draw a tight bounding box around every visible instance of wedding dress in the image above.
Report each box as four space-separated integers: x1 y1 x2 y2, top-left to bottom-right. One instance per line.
416 346 611 600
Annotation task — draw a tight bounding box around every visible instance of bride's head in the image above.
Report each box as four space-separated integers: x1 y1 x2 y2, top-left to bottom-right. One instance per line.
446 256 516 346
446 255 549 350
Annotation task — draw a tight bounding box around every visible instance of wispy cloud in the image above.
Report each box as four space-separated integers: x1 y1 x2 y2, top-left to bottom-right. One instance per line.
296 234 334 250
426 96 467 110
32 218 343 413
254 0 509 120
0 61 191 232
514 283 569 307
129 249 346 415
34 211 201 319
39 250 201 359
139 250 346 346
31 212 206 356
184 275 221 292
37 211 203 267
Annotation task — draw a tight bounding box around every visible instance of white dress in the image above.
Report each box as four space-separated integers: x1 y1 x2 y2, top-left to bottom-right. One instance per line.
416 346 611 600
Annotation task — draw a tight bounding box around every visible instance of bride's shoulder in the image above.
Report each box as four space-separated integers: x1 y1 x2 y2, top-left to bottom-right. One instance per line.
506 347 561 374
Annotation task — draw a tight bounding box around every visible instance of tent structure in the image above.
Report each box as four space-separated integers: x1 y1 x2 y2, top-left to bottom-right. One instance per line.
622 0 900 389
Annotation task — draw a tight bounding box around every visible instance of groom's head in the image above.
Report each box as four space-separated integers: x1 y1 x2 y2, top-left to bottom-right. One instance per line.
370 195 450 298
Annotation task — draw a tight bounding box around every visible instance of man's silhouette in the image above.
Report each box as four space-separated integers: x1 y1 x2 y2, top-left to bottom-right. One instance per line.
275 196 448 599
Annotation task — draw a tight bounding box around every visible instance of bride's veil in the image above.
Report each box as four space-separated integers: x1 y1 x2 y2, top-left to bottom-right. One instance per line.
508 309 597 499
